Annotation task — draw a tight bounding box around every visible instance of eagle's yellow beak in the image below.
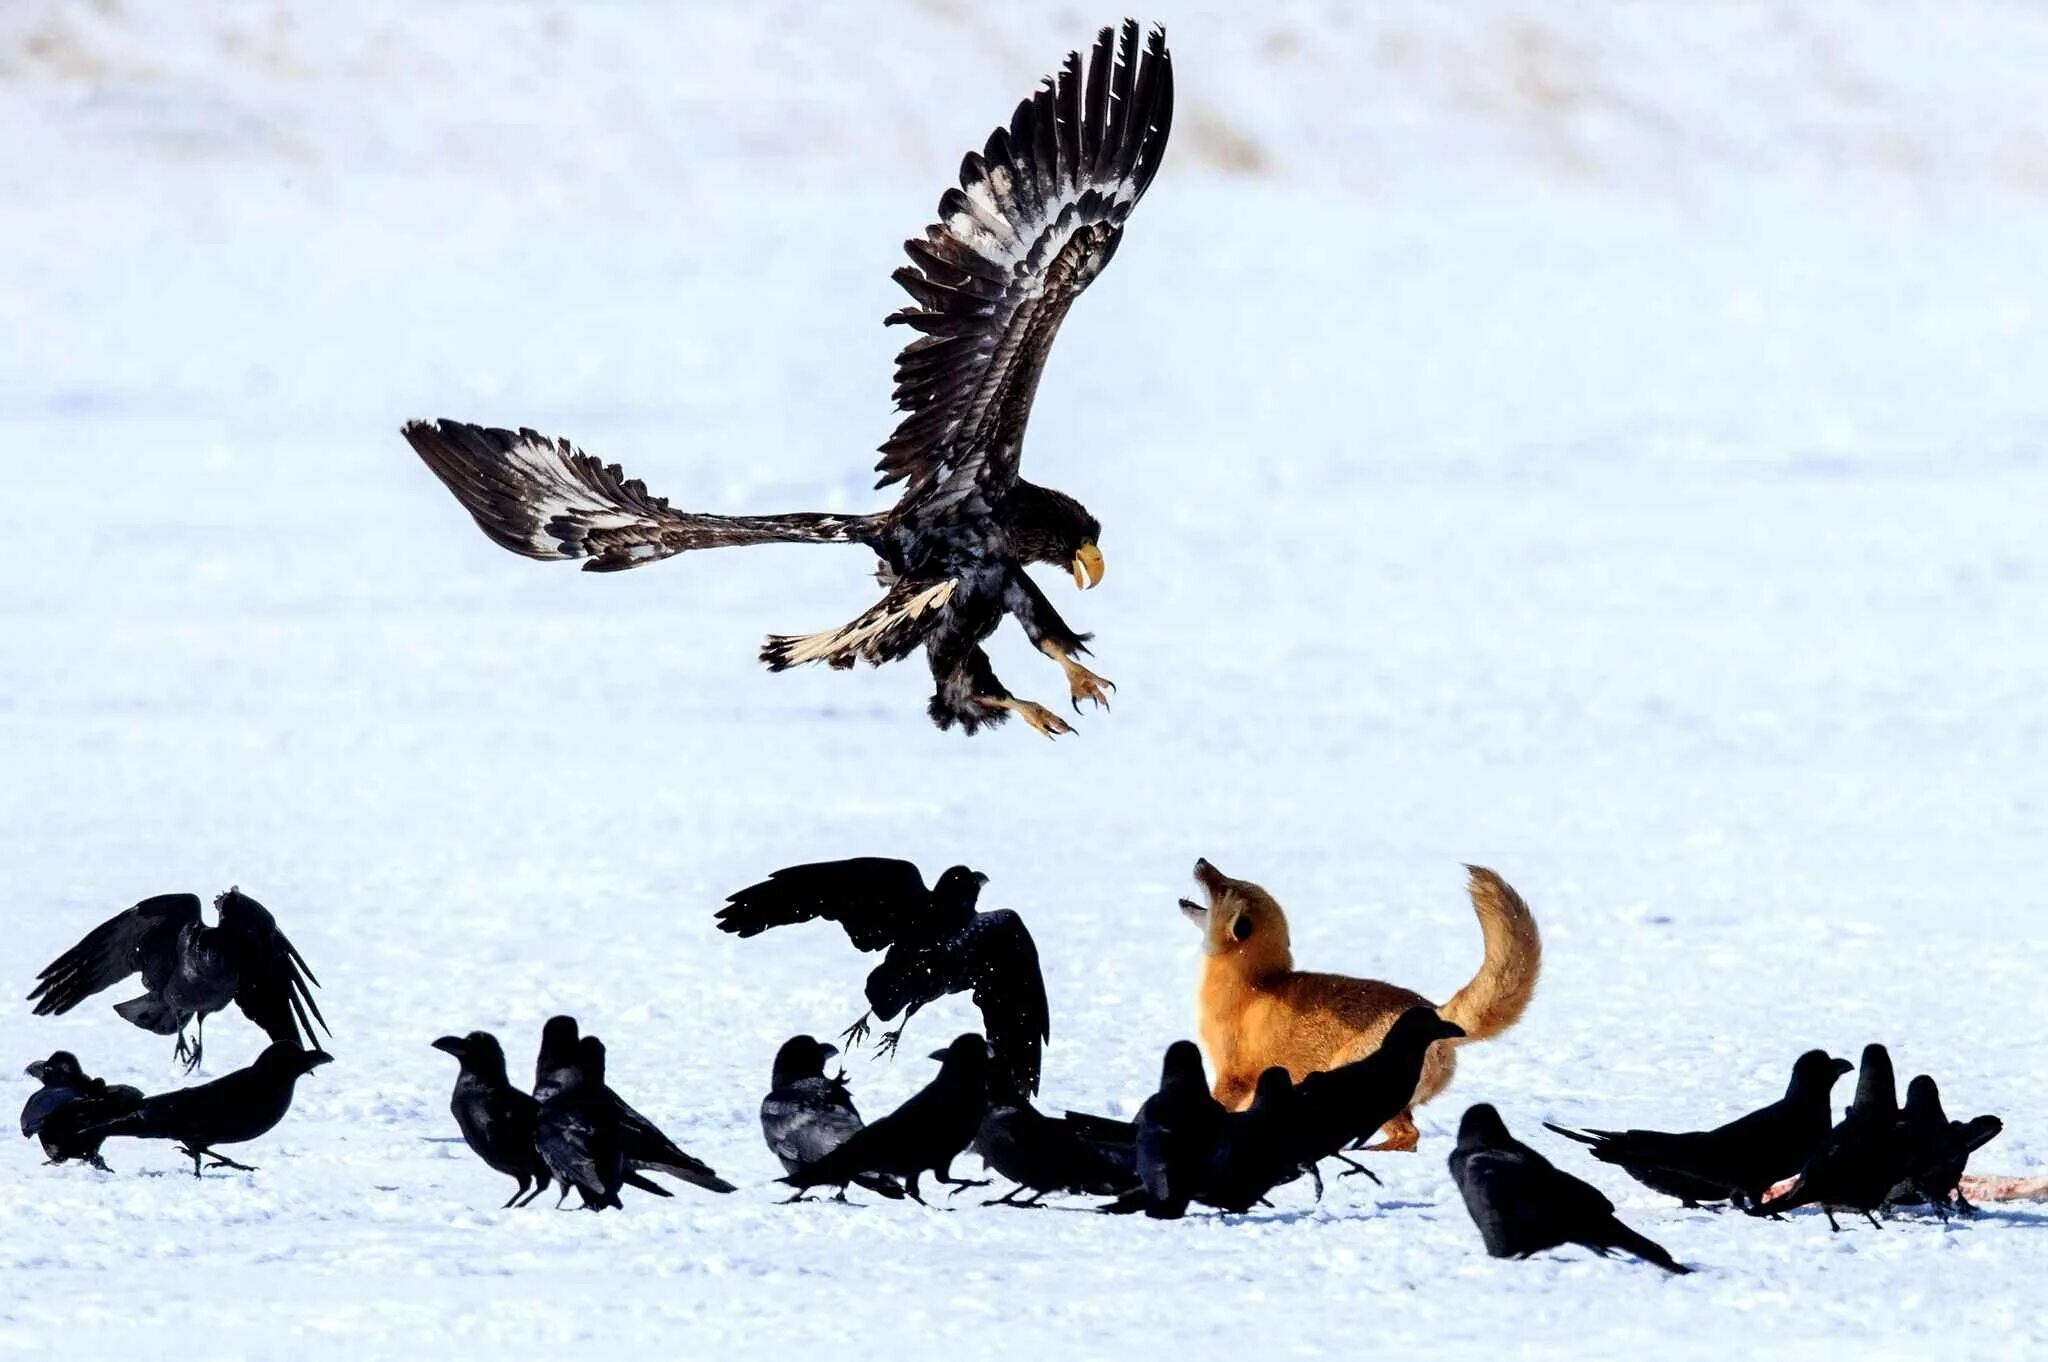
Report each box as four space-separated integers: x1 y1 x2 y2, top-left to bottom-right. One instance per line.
1071 541 1104 590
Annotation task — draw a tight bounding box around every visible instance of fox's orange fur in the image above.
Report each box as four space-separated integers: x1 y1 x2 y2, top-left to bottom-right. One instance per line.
1183 859 1541 1149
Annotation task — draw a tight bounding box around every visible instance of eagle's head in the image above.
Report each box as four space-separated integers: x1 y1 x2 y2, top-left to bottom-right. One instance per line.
1007 481 1103 590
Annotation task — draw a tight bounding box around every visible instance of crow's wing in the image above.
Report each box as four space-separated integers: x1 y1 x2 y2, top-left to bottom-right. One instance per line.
214 889 328 1048
761 1078 866 1169
28 894 200 1016
715 858 936 952
955 909 1050 1095
878 22 1173 521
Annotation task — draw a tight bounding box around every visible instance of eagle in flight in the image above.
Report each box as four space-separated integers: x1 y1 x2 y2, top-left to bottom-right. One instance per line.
402 22 1172 738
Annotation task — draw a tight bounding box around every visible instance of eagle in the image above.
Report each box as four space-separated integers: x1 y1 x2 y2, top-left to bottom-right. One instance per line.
401 21 1173 738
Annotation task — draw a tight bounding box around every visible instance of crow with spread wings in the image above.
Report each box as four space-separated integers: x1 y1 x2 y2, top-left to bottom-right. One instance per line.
27 888 327 1072
716 860 1050 1094
401 22 1173 739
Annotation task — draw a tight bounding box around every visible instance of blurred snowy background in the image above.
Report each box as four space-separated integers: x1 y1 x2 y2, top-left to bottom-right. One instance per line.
3 3 2047 1358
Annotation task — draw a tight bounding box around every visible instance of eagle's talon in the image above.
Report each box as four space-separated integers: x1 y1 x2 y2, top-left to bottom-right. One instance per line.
1066 665 1114 713
997 699 1072 739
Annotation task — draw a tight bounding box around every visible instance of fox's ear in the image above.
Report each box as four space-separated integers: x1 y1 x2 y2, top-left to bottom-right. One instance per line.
1231 913 1254 942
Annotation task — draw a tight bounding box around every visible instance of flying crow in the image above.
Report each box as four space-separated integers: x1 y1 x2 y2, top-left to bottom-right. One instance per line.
28 888 327 1072
717 859 1049 1093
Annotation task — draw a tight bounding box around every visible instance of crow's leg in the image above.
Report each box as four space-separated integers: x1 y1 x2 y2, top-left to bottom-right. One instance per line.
181 1144 204 1177
1824 1209 1841 1232
201 1149 257 1173
1307 1164 1324 1202
876 1025 907 1060
840 1012 873 1048
501 1180 528 1210
1863 1210 1883 1230
1334 1154 1384 1184
781 1188 815 1205
984 1185 1027 1206
903 1173 926 1205
935 1160 990 1195
1005 572 1112 713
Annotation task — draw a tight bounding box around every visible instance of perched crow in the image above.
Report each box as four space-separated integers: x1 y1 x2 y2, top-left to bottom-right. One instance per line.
79 1041 331 1177
974 1057 1140 1207
1101 1040 1229 1219
1198 1067 1311 1214
28 888 327 1072
20 1052 143 1169
781 1032 991 1203
1294 1007 1466 1190
432 1031 552 1208
717 860 1050 1092
1449 1104 1690 1274
1545 1048 1852 1208
534 1017 733 1197
1753 1043 1905 1230
1883 1075 2002 1218
760 1034 903 1202
536 1035 625 1211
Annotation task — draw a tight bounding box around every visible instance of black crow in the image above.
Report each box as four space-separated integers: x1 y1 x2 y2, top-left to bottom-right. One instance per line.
1449 1104 1690 1273
1100 1040 1229 1219
1752 1043 1905 1230
1197 1067 1311 1214
1545 1048 1852 1208
20 1051 144 1169
28 888 327 1072
973 1057 1140 1207
432 1031 553 1208
760 1034 904 1202
1295 1007 1466 1191
1883 1075 2002 1218
780 1032 991 1203
717 860 1050 1092
79 1040 332 1177
535 1034 625 1211
534 1016 733 1197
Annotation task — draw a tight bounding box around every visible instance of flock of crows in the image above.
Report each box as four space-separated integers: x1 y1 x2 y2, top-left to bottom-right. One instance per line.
15 866 2010 1273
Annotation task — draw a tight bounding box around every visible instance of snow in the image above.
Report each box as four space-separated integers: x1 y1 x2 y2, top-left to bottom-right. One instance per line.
4 2 2047 1357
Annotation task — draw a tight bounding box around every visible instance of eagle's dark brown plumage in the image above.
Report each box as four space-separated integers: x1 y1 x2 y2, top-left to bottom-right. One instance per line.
401 21 1173 737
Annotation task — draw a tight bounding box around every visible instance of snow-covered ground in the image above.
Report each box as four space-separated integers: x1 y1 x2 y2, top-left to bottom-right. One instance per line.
4 2 2047 1357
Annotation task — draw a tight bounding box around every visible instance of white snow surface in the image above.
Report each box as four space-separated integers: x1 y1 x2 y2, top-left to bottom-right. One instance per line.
4 2 2048 1358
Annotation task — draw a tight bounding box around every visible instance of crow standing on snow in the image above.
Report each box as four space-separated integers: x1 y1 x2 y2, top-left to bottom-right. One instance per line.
535 1035 626 1211
77 1041 332 1177
973 1057 1138 1207
717 860 1050 1093
1293 1007 1466 1192
28 888 327 1072
1752 1043 1906 1231
432 1031 553 1208
20 1052 143 1169
1449 1104 1691 1274
760 1034 904 1202
402 23 1173 739
780 1032 991 1203
1101 1040 1229 1220
1544 1048 1853 1208
1197 1067 1313 1214
533 1017 734 1198
1883 1075 2002 1218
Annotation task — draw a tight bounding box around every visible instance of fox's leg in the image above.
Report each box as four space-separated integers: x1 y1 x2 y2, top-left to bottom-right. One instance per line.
1359 1109 1421 1152
1212 1072 1258 1112
1005 572 1112 712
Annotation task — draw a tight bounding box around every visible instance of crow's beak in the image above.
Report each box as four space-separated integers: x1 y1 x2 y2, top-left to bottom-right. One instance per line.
972 871 990 887
431 1036 464 1058
1833 1058 1853 1076
817 1043 840 1061
24 1060 47 1080
929 1049 952 1063
1071 542 1104 590
304 1050 335 1071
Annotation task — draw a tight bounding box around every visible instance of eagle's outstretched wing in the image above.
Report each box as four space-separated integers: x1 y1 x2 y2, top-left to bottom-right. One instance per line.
877 22 1173 520
715 858 937 953
403 420 871 572
27 894 200 1016
214 888 329 1050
